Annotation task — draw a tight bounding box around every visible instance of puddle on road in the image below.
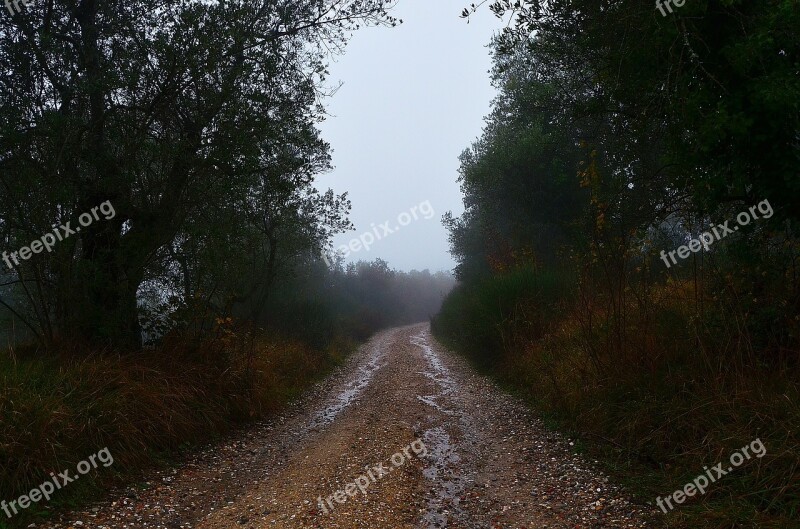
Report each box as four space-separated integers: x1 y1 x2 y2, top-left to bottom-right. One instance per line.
412 332 471 528
420 426 468 528
416 394 456 416
306 336 387 430
412 334 457 397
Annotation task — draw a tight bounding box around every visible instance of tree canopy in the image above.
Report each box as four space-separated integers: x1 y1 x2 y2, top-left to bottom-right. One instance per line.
0 0 401 347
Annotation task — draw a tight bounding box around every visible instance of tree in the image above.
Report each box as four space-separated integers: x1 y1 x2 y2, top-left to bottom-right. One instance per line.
0 0 399 348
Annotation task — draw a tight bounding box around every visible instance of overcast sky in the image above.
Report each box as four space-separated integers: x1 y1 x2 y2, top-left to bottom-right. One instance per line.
316 0 505 273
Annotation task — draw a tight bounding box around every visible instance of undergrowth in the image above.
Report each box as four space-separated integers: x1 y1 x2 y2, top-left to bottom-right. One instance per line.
0 325 350 528
432 265 800 529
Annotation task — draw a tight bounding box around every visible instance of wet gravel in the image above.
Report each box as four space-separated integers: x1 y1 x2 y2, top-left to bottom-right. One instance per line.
35 324 655 529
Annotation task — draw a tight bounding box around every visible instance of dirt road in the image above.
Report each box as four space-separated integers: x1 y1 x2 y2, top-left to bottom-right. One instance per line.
42 324 653 528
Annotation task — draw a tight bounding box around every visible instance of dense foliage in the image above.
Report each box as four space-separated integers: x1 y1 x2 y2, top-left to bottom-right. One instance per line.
437 1 799 526
0 0 416 349
0 3 457 525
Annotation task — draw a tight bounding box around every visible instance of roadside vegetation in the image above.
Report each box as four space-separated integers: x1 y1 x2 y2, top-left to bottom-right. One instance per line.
0 1 455 526
435 1 800 527
1 260 453 528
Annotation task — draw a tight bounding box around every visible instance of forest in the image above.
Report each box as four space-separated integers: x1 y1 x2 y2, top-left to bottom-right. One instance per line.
0 0 798 528
434 0 799 526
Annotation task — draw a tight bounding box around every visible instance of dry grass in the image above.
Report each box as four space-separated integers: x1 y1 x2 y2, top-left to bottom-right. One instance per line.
433 268 800 528
0 328 348 528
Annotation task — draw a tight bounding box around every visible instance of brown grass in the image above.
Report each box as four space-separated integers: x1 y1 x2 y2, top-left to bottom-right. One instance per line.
0 327 348 528
433 266 800 528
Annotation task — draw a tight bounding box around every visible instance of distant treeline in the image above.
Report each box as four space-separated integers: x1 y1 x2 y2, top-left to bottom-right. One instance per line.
259 260 455 349
436 1 798 527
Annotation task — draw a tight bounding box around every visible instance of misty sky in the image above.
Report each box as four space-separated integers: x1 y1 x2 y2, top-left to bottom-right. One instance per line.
316 0 505 273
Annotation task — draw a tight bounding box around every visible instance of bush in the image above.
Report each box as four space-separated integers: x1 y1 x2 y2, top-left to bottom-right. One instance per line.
0 330 343 528
433 267 800 528
432 266 573 369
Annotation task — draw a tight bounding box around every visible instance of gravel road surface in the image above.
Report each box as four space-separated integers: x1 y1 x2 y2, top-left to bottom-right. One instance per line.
39 324 654 529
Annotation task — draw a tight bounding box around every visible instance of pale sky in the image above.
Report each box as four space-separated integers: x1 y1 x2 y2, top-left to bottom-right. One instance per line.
316 0 505 272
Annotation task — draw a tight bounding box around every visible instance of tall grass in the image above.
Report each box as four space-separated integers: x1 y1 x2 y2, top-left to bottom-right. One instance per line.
432 267 573 369
432 264 800 528
0 328 347 528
